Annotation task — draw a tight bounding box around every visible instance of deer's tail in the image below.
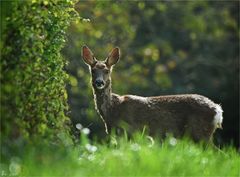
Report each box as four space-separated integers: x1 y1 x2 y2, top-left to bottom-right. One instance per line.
213 104 223 129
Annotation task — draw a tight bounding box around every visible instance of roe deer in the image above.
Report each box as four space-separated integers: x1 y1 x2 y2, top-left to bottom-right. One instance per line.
82 46 223 142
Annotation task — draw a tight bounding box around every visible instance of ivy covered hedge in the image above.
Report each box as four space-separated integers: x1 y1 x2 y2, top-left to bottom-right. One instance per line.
1 0 78 149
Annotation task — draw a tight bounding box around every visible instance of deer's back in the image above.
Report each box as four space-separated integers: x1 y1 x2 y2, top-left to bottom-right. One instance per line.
110 94 221 141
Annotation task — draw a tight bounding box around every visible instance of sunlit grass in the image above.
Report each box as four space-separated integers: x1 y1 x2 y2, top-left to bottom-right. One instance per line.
1 134 239 177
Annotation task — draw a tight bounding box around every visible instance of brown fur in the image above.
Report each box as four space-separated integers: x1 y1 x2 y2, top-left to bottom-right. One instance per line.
93 85 217 142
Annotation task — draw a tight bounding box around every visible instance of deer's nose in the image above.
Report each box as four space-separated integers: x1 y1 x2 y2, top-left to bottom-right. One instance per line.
95 79 105 88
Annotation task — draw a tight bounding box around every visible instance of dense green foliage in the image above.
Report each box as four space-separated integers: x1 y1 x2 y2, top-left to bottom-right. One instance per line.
1 134 239 176
64 1 239 146
1 1 78 153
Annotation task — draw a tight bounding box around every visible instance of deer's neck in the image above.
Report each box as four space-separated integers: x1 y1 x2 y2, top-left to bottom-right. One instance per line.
93 82 112 119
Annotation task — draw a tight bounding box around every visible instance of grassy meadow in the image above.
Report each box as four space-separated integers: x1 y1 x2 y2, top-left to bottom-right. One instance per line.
2 133 239 177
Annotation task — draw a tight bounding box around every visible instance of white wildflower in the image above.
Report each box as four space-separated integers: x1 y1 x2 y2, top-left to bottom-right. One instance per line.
85 144 98 153
169 137 177 146
130 143 141 151
76 123 83 130
81 128 90 135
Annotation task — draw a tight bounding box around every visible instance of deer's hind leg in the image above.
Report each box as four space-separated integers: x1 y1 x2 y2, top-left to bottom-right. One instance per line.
187 115 215 144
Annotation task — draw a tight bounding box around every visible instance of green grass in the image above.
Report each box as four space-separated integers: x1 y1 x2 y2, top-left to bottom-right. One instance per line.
1 135 239 177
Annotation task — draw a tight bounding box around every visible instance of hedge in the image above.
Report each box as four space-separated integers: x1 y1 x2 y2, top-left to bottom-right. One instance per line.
1 0 78 152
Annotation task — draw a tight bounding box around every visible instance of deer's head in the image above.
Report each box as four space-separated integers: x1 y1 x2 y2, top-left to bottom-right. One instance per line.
82 46 120 90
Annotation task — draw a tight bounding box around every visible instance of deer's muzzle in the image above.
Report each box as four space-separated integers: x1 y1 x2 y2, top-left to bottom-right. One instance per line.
95 79 105 89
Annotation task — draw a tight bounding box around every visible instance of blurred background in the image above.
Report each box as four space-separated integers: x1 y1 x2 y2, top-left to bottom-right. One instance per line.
0 0 240 147
63 1 239 147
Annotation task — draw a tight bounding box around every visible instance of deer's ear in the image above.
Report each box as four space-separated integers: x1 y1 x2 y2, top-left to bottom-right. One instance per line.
105 47 120 67
82 46 96 66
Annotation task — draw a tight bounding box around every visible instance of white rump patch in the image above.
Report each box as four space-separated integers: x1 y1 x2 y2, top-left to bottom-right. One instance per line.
213 104 223 129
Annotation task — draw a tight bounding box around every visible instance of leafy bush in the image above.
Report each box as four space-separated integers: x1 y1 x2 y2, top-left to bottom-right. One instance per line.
1 0 78 154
